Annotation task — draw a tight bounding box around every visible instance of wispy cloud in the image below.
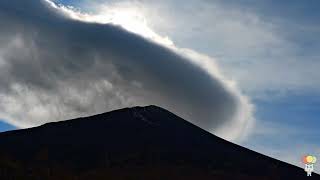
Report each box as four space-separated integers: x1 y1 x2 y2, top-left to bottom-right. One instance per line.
77 0 320 98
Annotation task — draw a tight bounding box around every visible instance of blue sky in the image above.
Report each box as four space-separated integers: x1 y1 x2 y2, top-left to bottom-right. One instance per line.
1 0 319 172
0 120 16 132
245 94 320 167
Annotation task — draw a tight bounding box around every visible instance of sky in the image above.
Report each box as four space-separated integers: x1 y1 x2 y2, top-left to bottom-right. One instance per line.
0 0 319 173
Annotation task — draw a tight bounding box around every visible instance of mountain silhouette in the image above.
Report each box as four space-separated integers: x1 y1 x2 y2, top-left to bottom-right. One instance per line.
0 105 318 179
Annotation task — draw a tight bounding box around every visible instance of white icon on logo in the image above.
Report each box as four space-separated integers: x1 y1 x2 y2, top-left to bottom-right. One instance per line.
303 155 317 176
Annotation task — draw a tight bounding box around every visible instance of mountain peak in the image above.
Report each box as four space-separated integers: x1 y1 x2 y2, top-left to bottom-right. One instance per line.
0 106 318 179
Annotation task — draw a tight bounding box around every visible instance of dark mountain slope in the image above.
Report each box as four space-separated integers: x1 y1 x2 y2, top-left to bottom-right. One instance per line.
0 105 318 179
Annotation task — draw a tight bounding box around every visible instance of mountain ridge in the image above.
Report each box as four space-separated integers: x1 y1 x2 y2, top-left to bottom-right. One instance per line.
0 105 318 179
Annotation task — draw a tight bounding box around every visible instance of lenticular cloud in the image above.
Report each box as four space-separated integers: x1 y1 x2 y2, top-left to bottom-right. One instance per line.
0 0 254 141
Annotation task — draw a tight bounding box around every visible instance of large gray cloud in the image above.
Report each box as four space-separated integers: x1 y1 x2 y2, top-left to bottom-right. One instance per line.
0 0 253 141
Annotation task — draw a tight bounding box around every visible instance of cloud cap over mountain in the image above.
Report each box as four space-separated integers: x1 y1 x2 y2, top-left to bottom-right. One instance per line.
0 0 254 141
